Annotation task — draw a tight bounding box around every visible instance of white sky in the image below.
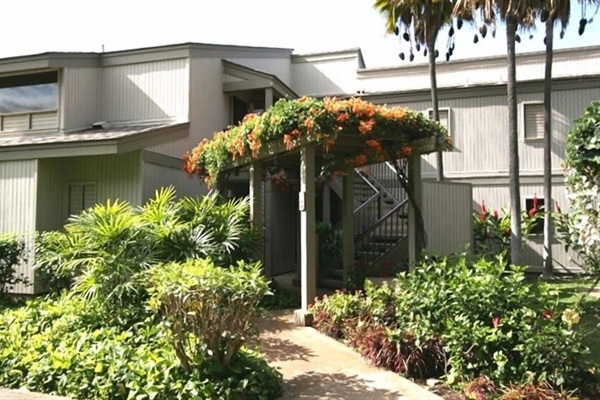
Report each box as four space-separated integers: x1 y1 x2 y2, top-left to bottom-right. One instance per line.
1 0 599 68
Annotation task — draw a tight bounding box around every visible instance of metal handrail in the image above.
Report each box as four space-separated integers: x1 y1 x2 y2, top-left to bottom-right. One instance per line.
355 197 408 243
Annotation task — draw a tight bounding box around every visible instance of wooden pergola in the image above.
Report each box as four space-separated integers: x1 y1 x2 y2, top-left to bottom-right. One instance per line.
184 97 450 325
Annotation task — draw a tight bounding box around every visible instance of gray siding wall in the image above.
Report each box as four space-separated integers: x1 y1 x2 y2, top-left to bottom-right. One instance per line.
229 57 292 87
36 153 143 231
142 161 204 200
292 56 360 96
423 181 473 255
102 58 189 124
149 57 229 177
61 68 101 132
0 159 38 294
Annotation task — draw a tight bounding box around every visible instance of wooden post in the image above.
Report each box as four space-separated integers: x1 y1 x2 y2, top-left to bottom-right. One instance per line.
342 174 354 285
407 153 423 270
294 144 317 326
265 88 274 109
249 162 264 268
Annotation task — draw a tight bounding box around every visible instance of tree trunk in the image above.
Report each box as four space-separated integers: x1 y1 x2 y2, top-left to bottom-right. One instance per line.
506 16 523 266
427 37 444 181
542 18 554 278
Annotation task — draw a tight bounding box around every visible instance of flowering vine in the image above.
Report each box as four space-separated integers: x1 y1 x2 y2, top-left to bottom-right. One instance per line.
183 96 451 186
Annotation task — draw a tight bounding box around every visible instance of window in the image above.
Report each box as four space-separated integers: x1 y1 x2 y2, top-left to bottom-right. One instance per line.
523 102 544 140
525 196 545 235
68 183 96 216
0 71 58 133
428 108 451 135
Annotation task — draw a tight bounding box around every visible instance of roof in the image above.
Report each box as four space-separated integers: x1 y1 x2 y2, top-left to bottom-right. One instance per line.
222 60 298 98
0 122 189 161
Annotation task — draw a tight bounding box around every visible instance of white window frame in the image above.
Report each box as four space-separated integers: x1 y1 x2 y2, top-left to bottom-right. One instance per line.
427 107 452 137
521 101 545 142
67 182 97 218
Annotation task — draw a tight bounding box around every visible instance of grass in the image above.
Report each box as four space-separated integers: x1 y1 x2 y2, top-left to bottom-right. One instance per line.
532 276 600 369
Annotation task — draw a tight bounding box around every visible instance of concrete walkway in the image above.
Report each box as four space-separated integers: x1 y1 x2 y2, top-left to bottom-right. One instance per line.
0 389 69 400
252 310 442 400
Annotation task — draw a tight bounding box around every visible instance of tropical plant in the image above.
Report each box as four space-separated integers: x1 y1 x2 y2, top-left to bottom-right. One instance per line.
453 1 540 266
555 100 600 277
373 0 456 182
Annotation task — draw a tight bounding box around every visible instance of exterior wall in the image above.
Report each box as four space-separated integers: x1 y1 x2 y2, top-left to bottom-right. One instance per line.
142 161 204 200
472 181 581 274
422 181 473 255
0 159 38 294
36 153 143 231
229 57 292 87
358 46 600 93
60 67 101 132
149 57 229 174
102 58 189 124
292 54 361 96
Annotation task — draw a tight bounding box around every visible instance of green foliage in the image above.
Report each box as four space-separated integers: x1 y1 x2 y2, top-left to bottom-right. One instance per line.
34 231 74 293
258 279 301 310
0 234 28 299
316 221 343 274
35 187 257 307
311 254 592 390
0 295 282 400
473 201 540 261
557 100 600 275
147 259 270 369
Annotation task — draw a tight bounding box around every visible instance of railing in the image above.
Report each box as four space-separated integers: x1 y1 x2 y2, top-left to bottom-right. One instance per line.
354 197 409 270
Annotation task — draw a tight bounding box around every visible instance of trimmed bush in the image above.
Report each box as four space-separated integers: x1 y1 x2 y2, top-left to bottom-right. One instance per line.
147 258 270 369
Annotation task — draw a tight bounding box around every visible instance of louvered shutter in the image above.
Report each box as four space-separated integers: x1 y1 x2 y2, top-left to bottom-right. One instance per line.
524 103 544 139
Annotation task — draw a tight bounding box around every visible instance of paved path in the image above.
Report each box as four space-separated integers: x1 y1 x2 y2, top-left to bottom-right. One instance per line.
0 389 69 400
252 310 442 400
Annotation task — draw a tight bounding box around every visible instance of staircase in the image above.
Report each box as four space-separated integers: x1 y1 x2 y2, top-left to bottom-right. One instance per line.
322 162 410 288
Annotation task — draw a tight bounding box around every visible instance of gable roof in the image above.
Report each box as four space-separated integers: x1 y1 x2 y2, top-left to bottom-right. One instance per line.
222 60 298 98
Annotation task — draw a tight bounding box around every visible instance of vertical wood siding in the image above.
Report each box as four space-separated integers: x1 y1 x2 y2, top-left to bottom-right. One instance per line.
61 68 100 132
423 181 473 255
229 58 292 86
0 159 38 294
36 158 64 232
142 162 204 200
102 59 189 123
149 57 227 162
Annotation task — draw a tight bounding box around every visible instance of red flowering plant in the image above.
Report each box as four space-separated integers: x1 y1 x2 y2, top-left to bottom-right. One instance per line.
183 97 451 187
473 200 540 262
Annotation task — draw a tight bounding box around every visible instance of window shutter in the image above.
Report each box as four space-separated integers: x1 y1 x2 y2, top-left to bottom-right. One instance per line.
525 103 544 139
68 184 96 216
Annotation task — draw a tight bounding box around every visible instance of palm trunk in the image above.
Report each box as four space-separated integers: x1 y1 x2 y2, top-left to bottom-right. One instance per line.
427 38 444 181
507 16 523 266
542 18 554 278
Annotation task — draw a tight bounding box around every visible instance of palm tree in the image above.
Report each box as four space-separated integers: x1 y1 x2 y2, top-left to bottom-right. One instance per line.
374 0 455 181
540 0 600 278
453 0 539 266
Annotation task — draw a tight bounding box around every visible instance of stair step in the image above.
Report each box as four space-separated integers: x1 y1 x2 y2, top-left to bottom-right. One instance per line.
330 268 344 279
319 278 344 289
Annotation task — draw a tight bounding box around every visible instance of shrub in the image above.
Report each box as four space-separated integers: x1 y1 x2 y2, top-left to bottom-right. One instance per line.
258 279 301 310
0 234 28 299
556 100 600 276
147 258 270 369
36 187 258 306
0 295 282 400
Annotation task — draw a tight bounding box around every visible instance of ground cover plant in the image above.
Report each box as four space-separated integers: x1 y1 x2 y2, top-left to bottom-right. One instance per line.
310 253 597 398
0 188 282 400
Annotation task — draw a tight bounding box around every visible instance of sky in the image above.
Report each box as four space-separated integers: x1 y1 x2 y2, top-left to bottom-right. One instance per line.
1 0 599 68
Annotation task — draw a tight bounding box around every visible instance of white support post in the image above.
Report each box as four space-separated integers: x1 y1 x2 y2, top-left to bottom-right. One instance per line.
294 144 317 326
265 88 274 109
407 153 423 270
342 174 354 285
249 162 264 267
